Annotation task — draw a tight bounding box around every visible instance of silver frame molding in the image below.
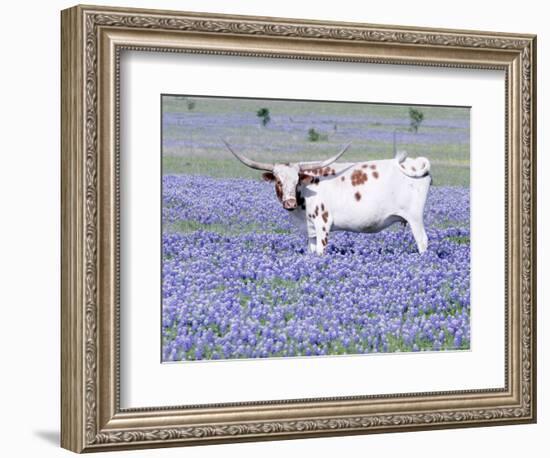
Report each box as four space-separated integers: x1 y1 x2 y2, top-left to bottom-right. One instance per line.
61 4 537 453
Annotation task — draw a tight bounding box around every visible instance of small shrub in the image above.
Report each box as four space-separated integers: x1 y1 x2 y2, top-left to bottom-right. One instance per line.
308 128 328 142
308 128 320 142
257 108 271 127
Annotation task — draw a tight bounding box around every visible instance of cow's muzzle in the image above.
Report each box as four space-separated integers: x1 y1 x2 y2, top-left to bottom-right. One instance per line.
283 198 297 210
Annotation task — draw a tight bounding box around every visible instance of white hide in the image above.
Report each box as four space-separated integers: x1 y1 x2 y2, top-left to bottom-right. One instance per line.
273 163 301 202
281 155 431 255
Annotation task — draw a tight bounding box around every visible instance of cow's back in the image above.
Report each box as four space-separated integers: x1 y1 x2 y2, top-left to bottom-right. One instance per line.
312 159 430 233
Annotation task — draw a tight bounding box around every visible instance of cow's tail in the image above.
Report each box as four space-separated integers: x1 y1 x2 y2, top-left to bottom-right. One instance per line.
395 149 431 178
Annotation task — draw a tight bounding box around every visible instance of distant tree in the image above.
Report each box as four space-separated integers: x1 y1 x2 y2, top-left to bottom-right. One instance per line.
175 96 196 110
408 107 424 133
392 108 425 155
257 108 271 127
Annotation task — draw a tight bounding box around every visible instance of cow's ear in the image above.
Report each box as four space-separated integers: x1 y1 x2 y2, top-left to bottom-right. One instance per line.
299 172 314 184
262 172 276 182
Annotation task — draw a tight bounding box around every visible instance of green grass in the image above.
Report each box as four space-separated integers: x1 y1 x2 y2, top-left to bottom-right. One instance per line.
162 96 470 187
165 219 291 235
430 164 469 187
433 219 470 229
446 235 471 245
163 95 469 120
163 144 469 186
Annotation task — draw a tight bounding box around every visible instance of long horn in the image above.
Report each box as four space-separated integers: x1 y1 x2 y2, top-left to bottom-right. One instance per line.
221 139 274 171
299 142 352 171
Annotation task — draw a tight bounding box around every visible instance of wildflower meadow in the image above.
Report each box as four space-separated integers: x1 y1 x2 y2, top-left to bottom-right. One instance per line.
161 96 470 362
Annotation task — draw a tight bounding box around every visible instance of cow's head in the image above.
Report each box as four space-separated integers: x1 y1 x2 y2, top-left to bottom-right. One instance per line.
222 140 351 211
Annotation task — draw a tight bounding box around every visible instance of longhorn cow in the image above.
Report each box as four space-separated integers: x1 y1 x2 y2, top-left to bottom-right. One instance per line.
222 140 431 255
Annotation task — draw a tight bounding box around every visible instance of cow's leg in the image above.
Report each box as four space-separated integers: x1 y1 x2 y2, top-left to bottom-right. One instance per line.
306 213 317 253
314 209 332 255
407 216 428 253
314 227 328 255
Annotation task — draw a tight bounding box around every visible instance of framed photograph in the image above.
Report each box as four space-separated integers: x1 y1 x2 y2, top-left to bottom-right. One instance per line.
61 4 537 453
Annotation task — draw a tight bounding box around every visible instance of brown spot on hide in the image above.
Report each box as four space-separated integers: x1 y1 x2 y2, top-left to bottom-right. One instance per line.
411 166 417 172
400 163 406 169
354 191 361 201
313 166 336 177
322 237 328 247
322 211 329 223
315 205 319 216
370 164 377 170
322 227 326 232
341 176 345 182
351 169 368 186
321 203 325 211
299 172 314 184
373 171 379 179
361 164 368 168
275 181 283 201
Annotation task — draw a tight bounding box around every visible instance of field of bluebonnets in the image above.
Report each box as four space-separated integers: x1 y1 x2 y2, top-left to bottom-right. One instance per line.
161 96 470 362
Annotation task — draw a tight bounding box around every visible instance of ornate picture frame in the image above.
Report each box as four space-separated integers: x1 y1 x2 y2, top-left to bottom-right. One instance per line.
61 4 536 453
